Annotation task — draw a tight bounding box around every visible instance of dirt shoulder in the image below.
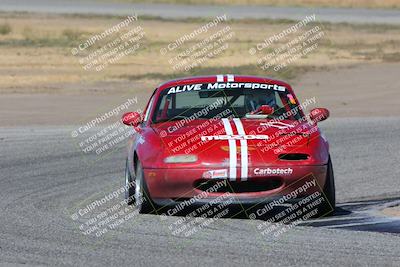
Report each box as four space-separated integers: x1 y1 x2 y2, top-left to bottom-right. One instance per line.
293 63 400 117
1 12 400 94
0 63 399 126
98 0 400 9
1 13 399 126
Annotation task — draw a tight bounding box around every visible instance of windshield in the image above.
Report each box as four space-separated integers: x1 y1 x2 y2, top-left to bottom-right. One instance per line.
152 83 302 123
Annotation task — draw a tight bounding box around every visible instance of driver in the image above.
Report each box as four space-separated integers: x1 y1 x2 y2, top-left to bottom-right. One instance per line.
246 90 276 112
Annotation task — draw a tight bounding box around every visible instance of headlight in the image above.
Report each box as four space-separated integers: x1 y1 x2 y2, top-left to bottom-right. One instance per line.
164 155 198 163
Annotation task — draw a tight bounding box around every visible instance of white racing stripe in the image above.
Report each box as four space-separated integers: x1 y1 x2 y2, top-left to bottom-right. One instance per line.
217 74 224 82
233 118 248 181
222 118 236 181
227 74 235 82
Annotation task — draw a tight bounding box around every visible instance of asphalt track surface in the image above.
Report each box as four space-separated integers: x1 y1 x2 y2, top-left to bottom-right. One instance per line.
2 0 400 24
1 117 400 266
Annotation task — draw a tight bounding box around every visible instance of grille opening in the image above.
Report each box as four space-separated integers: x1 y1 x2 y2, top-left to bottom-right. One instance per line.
194 178 283 193
279 153 309 161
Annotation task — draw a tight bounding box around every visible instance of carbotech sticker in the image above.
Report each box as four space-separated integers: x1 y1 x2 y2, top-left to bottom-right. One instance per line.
254 167 293 175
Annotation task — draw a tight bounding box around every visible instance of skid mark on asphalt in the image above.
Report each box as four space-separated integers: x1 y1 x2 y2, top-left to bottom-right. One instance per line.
303 198 400 234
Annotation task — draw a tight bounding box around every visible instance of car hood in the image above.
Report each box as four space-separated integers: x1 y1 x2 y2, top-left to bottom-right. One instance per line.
153 118 314 141
152 118 318 165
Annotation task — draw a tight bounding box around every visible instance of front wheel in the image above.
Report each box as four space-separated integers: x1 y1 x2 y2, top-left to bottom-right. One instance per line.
124 159 154 213
125 159 135 205
318 156 336 217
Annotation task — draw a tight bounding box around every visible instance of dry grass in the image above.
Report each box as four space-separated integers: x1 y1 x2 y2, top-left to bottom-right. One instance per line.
0 12 400 94
103 0 400 9
0 22 11 35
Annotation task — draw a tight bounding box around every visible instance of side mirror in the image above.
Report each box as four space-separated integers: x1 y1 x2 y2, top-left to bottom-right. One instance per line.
122 112 142 127
309 108 329 123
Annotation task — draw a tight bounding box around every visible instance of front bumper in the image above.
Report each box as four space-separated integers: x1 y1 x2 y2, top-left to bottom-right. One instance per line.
144 165 327 205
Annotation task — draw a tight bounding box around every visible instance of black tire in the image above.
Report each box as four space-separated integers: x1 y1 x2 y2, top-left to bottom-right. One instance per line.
125 159 155 213
125 159 135 205
319 156 336 216
134 161 155 213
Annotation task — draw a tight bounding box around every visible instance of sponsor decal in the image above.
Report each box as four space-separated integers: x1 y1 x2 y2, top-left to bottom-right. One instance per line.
207 82 286 92
254 167 293 176
166 81 286 95
167 83 202 95
287 94 296 105
202 169 228 179
201 134 269 141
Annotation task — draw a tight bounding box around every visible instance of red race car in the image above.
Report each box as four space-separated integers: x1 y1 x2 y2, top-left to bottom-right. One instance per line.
122 75 335 217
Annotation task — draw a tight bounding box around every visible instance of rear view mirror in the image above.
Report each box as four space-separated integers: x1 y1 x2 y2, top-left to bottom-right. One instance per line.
309 108 329 123
122 112 142 127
